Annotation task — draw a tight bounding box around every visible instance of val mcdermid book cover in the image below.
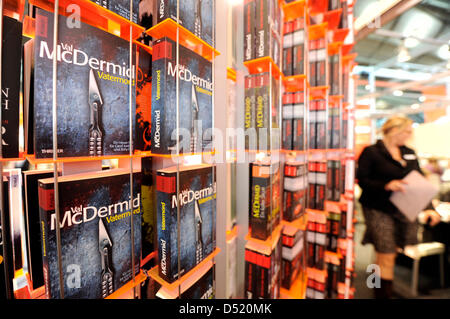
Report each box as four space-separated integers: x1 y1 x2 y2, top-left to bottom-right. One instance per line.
151 37 213 155
33 8 136 159
38 170 142 299
156 164 216 283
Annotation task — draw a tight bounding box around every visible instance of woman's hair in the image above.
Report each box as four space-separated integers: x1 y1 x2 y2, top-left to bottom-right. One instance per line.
381 116 413 136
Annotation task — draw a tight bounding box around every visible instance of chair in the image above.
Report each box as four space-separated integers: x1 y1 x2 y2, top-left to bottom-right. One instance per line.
399 242 445 297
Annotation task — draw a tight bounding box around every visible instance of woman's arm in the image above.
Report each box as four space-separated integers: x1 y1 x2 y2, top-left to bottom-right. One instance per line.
356 147 388 193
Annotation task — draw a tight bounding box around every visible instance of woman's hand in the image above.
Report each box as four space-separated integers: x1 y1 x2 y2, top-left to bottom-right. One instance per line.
384 179 408 192
423 210 441 227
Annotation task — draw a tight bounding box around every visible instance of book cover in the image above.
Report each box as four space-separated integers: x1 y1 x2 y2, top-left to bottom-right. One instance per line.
1 16 22 158
141 157 156 258
309 39 317 87
244 0 255 61
91 0 139 23
34 9 136 159
316 38 326 87
135 47 152 152
244 251 258 299
3 169 27 275
157 0 214 46
151 37 213 155
292 91 305 151
0 179 14 299
316 99 327 150
281 92 293 150
255 0 281 62
250 162 280 240
292 18 305 76
23 38 35 156
244 75 256 150
282 21 293 76
281 229 303 289
23 169 56 290
308 100 317 150
245 235 281 299
254 73 270 151
283 189 305 222
38 169 142 299
156 164 216 283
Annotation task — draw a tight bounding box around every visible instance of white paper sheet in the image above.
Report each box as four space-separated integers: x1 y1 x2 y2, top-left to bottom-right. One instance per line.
390 170 439 222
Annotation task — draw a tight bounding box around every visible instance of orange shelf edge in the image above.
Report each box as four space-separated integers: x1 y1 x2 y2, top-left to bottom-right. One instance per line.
309 85 329 99
308 0 328 15
281 214 308 231
105 271 147 299
25 150 216 164
280 272 306 299
147 247 220 291
30 285 46 299
23 16 36 38
282 0 306 22
308 22 328 40
141 251 157 268
135 40 153 55
244 56 282 78
28 0 145 42
324 9 343 31
333 28 349 43
146 19 220 62
342 43 355 56
4 0 25 20
283 74 307 92
328 41 343 56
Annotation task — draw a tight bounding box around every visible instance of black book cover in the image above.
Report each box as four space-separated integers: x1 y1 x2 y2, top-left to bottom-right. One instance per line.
254 73 270 151
244 0 255 61
250 163 271 240
141 157 155 258
90 0 139 23
156 164 216 283
308 100 317 150
151 37 213 155
1 16 22 158
244 75 256 150
179 265 214 299
281 92 293 150
0 179 13 299
38 169 142 299
34 9 136 159
23 38 35 155
23 170 55 290
292 91 305 151
292 18 305 76
282 21 293 76
157 0 214 46
136 47 152 151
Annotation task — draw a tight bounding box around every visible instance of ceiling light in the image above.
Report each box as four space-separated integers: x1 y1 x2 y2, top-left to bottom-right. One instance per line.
419 95 426 102
404 37 419 49
398 46 411 62
393 90 403 97
437 44 450 60
411 103 420 109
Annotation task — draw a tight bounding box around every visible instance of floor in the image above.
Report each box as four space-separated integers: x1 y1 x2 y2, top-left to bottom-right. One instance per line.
353 204 450 299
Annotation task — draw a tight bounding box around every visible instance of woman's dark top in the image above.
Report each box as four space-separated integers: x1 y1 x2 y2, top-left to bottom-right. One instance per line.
357 140 430 214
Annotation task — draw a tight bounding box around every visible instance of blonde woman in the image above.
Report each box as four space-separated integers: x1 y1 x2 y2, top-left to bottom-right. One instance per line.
356 116 441 299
